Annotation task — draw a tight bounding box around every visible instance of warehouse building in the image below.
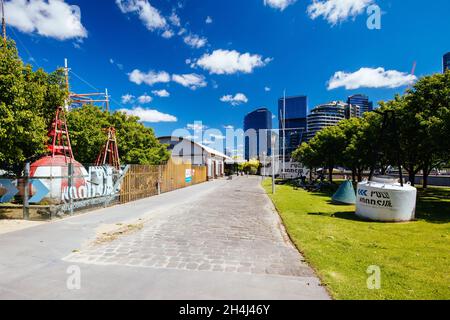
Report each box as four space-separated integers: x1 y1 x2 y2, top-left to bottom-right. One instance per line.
158 136 231 179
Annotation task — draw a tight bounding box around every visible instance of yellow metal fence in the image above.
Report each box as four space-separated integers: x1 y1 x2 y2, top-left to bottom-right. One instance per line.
120 160 207 204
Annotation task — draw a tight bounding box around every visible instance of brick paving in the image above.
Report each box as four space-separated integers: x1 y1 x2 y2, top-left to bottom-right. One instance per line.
65 177 314 278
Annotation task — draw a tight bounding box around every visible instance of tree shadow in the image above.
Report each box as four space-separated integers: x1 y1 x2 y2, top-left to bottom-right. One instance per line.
415 188 450 224
307 211 369 222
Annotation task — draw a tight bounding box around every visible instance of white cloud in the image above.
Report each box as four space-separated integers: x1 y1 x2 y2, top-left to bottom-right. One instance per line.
129 69 171 86
172 73 207 90
5 0 87 40
264 86 271 92
183 33 207 49
152 89 170 97
110 58 124 70
161 29 174 39
205 16 213 24
118 106 177 123
223 125 234 130
194 49 271 75
169 12 181 27
121 94 135 104
220 93 249 106
128 69 207 90
116 0 167 31
116 0 208 51
187 123 207 131
307 0 374 25
264 0 297 11
137 94 153 104
327 67 417 90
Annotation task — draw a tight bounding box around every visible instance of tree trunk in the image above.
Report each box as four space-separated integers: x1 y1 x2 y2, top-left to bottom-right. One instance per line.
422 160 430 189
357 168 363 182
328 166 333 183
423 171 429 189
408 170 416 187
352 168 356 183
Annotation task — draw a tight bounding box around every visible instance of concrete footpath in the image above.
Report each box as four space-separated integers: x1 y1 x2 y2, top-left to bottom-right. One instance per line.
0 176 330 300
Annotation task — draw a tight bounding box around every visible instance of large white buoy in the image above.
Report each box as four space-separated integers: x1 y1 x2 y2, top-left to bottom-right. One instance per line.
30 155 88 203
356 177 417 222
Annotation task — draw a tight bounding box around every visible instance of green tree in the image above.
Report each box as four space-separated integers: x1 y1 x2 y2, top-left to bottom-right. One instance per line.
65 105 110 164
109 110 169 165
0 40 67 174
405 71 450 187
67 105 169 165
293 142 321 173
293 126 346 183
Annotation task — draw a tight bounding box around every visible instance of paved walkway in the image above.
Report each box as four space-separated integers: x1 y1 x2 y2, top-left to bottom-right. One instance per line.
0 177 329 300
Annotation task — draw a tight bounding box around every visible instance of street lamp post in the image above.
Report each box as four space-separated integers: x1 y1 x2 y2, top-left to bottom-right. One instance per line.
271 133 276 194
262 151 266 180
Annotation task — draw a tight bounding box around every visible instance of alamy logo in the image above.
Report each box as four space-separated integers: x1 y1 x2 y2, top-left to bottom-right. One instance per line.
367 265 381 290
66 265 81 290
367 5 382 30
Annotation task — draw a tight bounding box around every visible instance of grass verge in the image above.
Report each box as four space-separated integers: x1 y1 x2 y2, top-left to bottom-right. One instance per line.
263 179 450 300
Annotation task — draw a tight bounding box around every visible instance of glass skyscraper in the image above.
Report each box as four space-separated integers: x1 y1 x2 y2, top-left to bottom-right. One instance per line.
444 52 450 72
347 94 373 115
244 108 273 160
278 95 308 160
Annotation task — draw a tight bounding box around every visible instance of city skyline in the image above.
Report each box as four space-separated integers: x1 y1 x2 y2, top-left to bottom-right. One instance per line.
3 0 449 141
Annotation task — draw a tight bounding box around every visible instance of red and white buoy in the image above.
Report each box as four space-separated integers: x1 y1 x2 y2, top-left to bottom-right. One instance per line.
30 107 88 203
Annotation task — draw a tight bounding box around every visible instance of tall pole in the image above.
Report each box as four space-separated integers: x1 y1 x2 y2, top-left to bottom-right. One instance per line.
64 58 70 93
105 88 110 112
1 0 6 46
271 134 275 194
64 59 70 110
282 90 286 179
263 151 266 178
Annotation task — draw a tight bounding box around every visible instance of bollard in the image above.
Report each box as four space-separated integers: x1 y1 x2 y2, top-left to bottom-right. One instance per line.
23 163 30 220
68 162 74 215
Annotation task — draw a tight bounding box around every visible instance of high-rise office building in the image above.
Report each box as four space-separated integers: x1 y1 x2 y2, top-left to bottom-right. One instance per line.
307 101 348 141
244 108 273 160
278 95 308 160
347 94 373 115
444 52 450 72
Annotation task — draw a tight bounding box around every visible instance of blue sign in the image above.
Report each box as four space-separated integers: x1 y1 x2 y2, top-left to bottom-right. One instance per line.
185 169 192 183
29 179 50 204
0 179 19 203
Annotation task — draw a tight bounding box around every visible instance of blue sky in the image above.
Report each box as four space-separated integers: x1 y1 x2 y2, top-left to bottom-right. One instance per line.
5 0 450 141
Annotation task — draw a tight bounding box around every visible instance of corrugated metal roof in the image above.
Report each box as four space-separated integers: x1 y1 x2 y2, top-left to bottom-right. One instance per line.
158 136 232 160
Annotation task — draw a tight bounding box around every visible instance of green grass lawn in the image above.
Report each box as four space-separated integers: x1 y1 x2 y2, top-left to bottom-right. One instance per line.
263 179 450 300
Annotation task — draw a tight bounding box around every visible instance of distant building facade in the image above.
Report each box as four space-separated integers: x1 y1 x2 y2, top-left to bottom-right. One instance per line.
347 94 373 115
307 101 357 141
158 136 231 179
444 52 450 72
244 108 273 160
278 95 308 160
